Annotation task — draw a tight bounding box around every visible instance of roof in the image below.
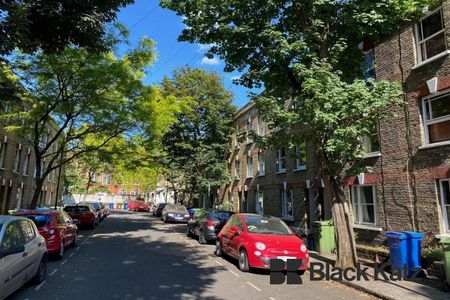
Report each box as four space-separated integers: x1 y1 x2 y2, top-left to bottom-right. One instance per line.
0 215 27 225
233 101 255 121
14 210 59 216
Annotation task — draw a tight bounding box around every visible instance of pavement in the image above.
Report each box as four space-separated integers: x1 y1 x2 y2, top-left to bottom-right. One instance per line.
9 210 377 300
309 251 450 300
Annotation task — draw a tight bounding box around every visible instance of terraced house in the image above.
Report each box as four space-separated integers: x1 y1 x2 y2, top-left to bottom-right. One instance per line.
219 3 450 249
0 105 63 213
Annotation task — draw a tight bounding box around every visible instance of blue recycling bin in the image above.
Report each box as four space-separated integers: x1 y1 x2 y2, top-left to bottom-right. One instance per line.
108 203 114 209
384 231 425 277
384 232 409 275
124 203 128 210
403 231 425 274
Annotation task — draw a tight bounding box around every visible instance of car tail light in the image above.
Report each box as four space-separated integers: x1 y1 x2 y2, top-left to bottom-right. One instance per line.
207 221 218 227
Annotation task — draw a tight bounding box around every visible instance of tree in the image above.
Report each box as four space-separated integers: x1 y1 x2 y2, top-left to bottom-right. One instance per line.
1 36 159 209
161 0 435 268
161 67 236 207
0 1 134 56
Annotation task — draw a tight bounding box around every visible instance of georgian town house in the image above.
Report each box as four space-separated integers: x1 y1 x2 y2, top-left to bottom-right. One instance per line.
219 3 450 250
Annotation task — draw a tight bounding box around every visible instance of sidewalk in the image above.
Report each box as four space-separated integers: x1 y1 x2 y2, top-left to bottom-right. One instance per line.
309 251 449 300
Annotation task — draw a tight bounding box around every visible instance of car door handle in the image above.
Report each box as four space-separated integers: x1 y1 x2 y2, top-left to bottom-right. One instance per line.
22 252 28 257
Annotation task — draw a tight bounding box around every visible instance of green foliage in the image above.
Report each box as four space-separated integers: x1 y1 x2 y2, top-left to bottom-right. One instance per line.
422 246 445 268
0 1 135 55
161 67 236 203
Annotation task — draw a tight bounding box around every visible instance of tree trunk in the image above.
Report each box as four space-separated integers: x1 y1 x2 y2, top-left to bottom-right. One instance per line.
30 178 44 209
323 174 358 269
83 171 93 202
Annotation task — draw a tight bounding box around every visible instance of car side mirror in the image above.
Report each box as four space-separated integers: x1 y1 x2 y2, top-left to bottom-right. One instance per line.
0 245 25 258
230 225 240 235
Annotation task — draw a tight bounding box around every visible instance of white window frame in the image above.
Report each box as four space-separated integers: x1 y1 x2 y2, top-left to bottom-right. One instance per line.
439 179 450 234
257 152 265 176
246 118 253 144
351 185 377 226
256 191 264 215
0 141 7 169
294 144 307 170
281 189 294 220
235 159 240 179
277 147 286 173
246 155 253 178
235 125 240 149
415 7 447 64
421 91 450 145
12 145 21 173
258 117 265 136
23 149 30 176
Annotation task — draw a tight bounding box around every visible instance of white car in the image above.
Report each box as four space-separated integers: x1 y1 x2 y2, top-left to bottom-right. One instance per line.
0 216 48 299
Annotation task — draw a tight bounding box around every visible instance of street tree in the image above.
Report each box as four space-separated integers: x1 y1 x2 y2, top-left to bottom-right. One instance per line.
161 0 435 268
0 0 134 56
161 67 236 207
1 36 159 209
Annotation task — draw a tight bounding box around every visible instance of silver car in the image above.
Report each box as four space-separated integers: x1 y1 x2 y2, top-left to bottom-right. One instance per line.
0 216 48 299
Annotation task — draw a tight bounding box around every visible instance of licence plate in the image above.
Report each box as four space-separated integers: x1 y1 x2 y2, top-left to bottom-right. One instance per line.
73 218 79 223
276 256 296 262
175 217 183 220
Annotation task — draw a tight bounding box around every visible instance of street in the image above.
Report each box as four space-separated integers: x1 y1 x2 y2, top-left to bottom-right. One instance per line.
9 211 376 300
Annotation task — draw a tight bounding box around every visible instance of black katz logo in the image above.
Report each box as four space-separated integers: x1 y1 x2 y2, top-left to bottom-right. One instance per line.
269 259 304 284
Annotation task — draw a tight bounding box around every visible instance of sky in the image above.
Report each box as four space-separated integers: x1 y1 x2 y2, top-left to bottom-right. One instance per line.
117 0 256 108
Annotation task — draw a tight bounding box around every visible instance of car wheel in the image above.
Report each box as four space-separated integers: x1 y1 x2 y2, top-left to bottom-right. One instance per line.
215 240 222 256
31 257 47 284
199 230 207 244
55 240 64 260
186 225 193 238
239 249 250 272
71 232 79 247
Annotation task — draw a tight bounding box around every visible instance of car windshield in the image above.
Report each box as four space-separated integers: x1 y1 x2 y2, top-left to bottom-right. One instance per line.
166 204 187 213
22 214 52 228
244 215 292 235
210 211 234 222
65 206 90 212
88 203 101 209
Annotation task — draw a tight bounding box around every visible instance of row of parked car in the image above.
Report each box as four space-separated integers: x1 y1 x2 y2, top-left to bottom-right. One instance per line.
149 203 310 274
0 201 109 299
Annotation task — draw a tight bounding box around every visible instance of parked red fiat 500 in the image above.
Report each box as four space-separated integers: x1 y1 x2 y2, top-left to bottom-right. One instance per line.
128 200 150 212
215 214 309 272
14 210 78 259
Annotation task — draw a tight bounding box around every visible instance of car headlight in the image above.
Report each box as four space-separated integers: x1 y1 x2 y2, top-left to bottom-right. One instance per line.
300 244 307 252
255 242 266 251
168 213 174 217
184 214 190 217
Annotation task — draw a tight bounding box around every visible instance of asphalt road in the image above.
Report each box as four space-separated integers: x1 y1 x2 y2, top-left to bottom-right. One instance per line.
9 211 378 300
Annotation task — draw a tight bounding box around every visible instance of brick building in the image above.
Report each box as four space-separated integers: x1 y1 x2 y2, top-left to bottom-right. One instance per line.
0 122 63 213
219 3 450 245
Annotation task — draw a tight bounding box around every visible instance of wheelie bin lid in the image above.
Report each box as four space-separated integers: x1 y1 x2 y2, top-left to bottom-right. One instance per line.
402 231 425 239
384 231 408 240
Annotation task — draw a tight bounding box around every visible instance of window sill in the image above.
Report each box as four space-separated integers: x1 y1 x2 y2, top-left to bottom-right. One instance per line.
418 140 450 149
276 170 287 174
256 173 265 177
364 152 381 159
353 224 383 232
436 234 450 239
245 176 253 179
412 50 450 70
294 166 307 172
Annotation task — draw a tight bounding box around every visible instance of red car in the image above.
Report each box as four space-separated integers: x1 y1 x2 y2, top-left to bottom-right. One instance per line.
64 205 99 229
14 210 78 259
215 214 309 272
128 200 150 212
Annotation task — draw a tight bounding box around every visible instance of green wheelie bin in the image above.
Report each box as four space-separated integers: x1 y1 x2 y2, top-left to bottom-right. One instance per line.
313 220 335 254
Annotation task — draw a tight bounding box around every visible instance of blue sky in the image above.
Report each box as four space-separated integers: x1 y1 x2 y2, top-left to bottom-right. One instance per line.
117 0 255 108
